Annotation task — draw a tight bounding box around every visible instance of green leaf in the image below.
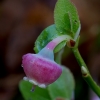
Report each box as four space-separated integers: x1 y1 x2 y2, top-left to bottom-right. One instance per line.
48 66 75 100
34 24 72 53
19 80 51 100
54 0 81 40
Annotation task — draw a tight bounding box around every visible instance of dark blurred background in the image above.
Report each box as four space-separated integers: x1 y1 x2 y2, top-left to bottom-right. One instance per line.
0 0 100 100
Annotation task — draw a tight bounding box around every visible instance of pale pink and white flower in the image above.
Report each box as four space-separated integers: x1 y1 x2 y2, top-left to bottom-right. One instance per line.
22 35 67 88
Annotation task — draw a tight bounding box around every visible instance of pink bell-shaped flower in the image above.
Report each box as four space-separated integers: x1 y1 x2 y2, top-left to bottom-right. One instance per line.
22 35 67 88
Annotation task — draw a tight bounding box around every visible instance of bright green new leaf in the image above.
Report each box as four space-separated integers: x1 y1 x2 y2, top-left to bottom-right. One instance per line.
48 66 75 100
19 80 51 100
34 24 72 53
54 0 81 40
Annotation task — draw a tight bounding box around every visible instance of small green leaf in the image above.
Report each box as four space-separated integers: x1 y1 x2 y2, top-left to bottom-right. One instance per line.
48 66 75 100
19 80 51 100
34 24 72 53
54 0 81 40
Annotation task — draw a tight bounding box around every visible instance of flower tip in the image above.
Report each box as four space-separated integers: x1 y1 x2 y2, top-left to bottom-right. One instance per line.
23 77 47 88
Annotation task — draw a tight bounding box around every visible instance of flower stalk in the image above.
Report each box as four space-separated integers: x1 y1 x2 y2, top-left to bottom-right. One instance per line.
72 44 100 97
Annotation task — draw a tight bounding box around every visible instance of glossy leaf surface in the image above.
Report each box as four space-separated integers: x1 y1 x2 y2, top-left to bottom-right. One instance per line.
48 66 75 100
34 25 71 53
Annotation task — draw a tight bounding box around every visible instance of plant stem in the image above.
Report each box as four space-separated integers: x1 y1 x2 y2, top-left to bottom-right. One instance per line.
72 48 100 97
55 49 64 64
46 35 68 50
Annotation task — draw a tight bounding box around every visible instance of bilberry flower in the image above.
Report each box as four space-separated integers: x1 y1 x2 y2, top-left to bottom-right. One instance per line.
22 35 67 89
